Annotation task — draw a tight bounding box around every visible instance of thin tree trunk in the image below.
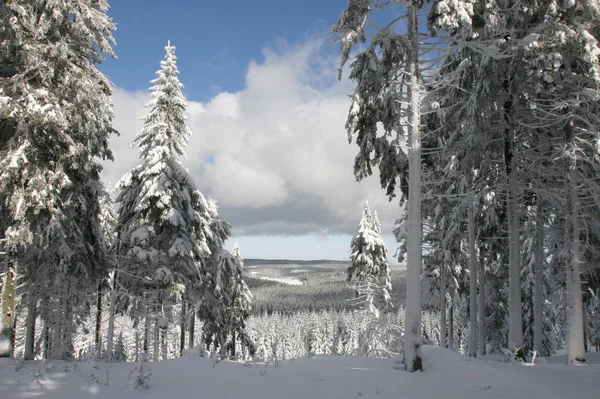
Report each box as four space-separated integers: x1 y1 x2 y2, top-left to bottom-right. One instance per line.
507 150 523 349
566 163 585 362
43 318 50 359
154 319 160 361
189 305 195 349
135 325 140 362
24 294 37 360
11 300 19 356
0 260 16 358
106 270 118 362
180 300 186 356
534 201 544 355
231 331 236 360
440 254 447 349
161 326 167 360
143 313 150 354
468 191 478 357
403 2 423 372
449 291 454 351
95 281 102 356
478 252 485 356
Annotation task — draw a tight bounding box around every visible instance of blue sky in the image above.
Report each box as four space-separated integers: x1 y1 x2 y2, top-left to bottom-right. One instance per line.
100 1 402 261
101 0 348 100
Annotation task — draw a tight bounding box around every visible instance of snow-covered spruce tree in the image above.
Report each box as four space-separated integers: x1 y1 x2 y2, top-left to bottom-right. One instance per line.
427 0 555 354
0 0 116 360
227 242 255 359
331 0 430 371
116 42 213 361
196 199 239 355
99 188 120 361
519 0 600 362
348 201 391 312
348 201 393 356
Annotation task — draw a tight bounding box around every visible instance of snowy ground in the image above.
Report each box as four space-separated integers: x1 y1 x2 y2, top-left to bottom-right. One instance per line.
1 346 598 399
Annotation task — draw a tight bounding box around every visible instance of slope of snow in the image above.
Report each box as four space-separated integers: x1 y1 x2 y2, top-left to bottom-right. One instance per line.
253 276 304 285
1 346 599 399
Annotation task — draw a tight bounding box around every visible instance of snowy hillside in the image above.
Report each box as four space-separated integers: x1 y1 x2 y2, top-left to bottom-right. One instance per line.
1 346 599 399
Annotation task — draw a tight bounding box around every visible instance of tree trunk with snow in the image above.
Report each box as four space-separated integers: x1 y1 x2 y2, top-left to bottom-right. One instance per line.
534 201 544 355
403 2 423 372
0 261 15 358
468 191 478 357
566 162 585 362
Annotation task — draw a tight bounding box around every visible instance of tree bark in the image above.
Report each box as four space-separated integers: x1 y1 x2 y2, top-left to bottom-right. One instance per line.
189 304 195 349
440 252 447 348
403 2 423 372
507 145 523 349
154 319 160 362
0 260 16 358
449 291 454 351
566 162 585 362
478 251 485 356
180 300 186 356
95 281 102 356
534 201 544 355
106 271 118 362
24 294 37 360
468 191 478 357
161 325 167 360
143 312 150 354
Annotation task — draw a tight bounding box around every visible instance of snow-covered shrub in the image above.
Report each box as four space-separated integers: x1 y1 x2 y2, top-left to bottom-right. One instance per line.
114 332 127 362
129 354 151 390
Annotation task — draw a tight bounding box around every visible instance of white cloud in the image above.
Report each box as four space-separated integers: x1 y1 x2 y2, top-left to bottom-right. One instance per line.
102 39 402 236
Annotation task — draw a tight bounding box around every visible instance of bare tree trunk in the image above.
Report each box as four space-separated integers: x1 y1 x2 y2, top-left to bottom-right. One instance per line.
534 201 544 355
143 313 150 354
106 271 118 362
566 163 585 362
153 319 160 362
188 305 195 349
507 150 523 349
403 2 423 372
95 282 102 356
448 291 454 351
161 326 167 360
468 191 478 357
478 253 485 356
0 260 16 358
180 300 186 356
231 331 236 360
24 294 37 360
43 318 50 359
440 254 447 348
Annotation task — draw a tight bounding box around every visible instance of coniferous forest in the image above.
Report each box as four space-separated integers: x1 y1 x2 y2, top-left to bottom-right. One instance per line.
1 0 600 389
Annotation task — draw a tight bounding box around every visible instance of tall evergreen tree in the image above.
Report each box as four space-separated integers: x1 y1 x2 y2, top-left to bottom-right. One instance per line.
0 0 116 359
331 0 428 370
197 198 232 352
116 42 213 360
225 242 254 358
348 201 391 316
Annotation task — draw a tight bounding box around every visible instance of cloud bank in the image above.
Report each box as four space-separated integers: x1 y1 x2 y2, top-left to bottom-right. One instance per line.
102 39 402 237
